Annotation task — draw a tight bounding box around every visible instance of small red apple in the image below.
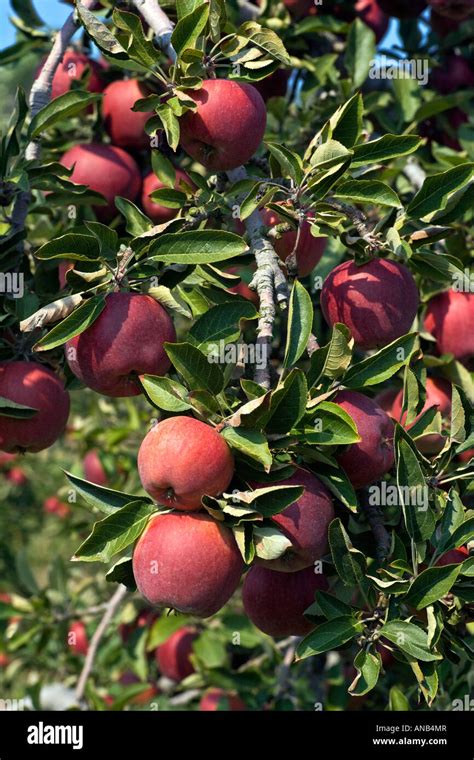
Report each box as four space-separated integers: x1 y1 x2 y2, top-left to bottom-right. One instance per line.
68 621 88 656
0 361 70 453
6 467 28 486
424 290 474 368
431 55 474 94
36 50 104 101
138 416 234 510
132 513 243 617
179 80 267 171
333 390 395 489
102 79 154 151
43 496 71 519
83 450 108 486
242 564 328 637
60 143 142 223
321 258 419 350
65 292 176 397
436 546 469 566
155 626 198 682
199 688 246 711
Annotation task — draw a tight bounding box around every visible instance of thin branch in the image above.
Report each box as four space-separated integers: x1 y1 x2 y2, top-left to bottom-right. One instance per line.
275 636 299 699
75 584 128 703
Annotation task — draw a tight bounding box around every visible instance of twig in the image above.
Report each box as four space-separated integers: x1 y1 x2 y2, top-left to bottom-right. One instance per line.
275 637 299 699
75 584 128 703
134 0 290 389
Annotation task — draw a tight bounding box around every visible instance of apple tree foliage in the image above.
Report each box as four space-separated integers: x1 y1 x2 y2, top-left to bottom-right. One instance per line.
0 0 473 710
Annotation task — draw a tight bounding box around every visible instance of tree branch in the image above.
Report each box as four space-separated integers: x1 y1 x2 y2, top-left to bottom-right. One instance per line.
75 584 128 703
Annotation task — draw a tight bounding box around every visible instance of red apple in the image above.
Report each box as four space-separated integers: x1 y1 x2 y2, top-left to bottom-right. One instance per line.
132 513 243 617
58 261 74 289
0 361 70 453
60 143 142 223
436 546 469 566
118 672 159 704
319 1 389 42
155 626 198 682
458 449 474 463
141 168 195 224
391 377 452 454
253 468 334 572
0 453 16 467
83 450 108 486
138 416 234 511
260 206 327 277
43 496 71 519
6 467 28 486
242 565 328 637
179 80 267 171
374 387 399 412
102 79 154 151
36 50 104 101
199 688 246 711
226 266 259 304
321 258 419 350
333 390 395 489
283 0 316 19
68 621 88 656
253 69 290 101
65 292 176 397
0 653 10 667
424 290 474 368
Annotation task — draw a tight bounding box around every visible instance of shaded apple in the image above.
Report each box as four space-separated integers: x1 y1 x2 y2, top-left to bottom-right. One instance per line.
60 143 142 222
253 69 290 101
102 79 154 151
83 450 107 486
390 376 452 454
132 513 243 617
283 0 316 19
320 258 419 350
427 0 474 18
141 168 195 224
138 416 234 510
179 80 267 171
436 546 469 566
65 291 176 397
431 55 474 94
318 0 389 42
0 361 70 453
424 289 474 368
459 449 474 463
118 672 159 704
58 261 74 289
253 468 334 572
242 565 328 637
36 50 104 101
68 621 88 656
155 626 198 681
333 390 395 489
374 386 399 413
260 206 326 277
199 688 247 711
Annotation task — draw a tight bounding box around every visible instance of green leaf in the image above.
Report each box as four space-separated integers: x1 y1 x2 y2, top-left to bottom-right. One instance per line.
64 471 143 516
11 0 44 28
148 230 248 264
388 686 410 711
156 105 180 151
193 630 227 669
112 9 162 67
305 590 353 621
147 614 190 649
141 375 192 412
302 402 360 446
352 135 423 166
190 301 257 350
148 188 187 209
296 616 362 660
329 518 366 586
343 333 418 388
379 620 441 661
307 323 353 386
265 143 303 183
405 565 463 609
330 94 363 149
334 180 401 208
172 3 210 57
75 3 128 57
309 139 352 170
406 164 474 219
283 281 313 368
115 197 152 235
253 525 293 560
28 91 101 138
345 17 376 89
106 557 136 591
266 369 308 434
165 342 225 394
35 233 101 261
396 435 435 542
221 427 272 471
73 501 156 563
0 397 38 419
435 491 465 552
34 295 106 352
349 649 381 696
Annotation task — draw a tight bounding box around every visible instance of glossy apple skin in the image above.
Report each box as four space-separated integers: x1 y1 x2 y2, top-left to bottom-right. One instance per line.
83 450 107 486
260 207 327 277
377 0 427 17
155 626 198 681
36 50 104 101
179 80 267 171
334 390 395 490
0 361 70 453
68 621 88 656
103 79 154 151
428 0 474 19
141 169 195 224
242 565 328 637
391 377 452 454
60 143 142 223
424 290 474 368
132 513 244 617
321 258 419 350
436 546 469 565
199 688 247 711
138 416 234 510
65 292 176 397
253 468 334 572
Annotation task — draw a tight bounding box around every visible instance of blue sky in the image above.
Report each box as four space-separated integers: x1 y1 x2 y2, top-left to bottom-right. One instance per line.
0 0 402 49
